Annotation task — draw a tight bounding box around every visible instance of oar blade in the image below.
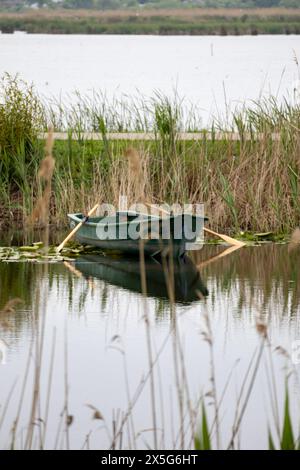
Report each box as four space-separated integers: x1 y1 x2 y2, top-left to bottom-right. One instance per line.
219 234 246 247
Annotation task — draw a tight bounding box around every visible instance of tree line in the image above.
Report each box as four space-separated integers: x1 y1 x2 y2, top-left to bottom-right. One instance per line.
1 0 299 10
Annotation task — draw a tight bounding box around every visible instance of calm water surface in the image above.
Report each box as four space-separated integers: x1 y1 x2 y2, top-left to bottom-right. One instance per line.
0 34 299 123
0 244 299 449
1 34 300 448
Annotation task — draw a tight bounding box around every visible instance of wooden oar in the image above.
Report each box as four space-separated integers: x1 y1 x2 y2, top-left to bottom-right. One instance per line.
144 202 169 218
57 203 99 252
203 227 245 247
144 202 245 247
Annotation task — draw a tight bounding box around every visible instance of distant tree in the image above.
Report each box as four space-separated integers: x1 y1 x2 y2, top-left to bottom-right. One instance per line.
279 0 300 6
1 0 298 10
67 0 125 8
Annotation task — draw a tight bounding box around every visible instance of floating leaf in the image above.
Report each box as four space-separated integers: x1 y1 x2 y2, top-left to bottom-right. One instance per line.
18 246 40 252
33 241 44 248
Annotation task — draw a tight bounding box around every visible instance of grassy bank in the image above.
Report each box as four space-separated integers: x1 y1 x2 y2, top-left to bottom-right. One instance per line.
0 8 300 34
0 75 300 235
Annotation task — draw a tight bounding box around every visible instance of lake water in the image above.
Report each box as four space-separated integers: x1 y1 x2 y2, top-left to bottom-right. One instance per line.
0 34 300 124
0 244 299 449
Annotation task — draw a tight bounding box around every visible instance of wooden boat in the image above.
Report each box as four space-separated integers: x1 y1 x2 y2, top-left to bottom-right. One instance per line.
75 253 208 304
68 211 207 257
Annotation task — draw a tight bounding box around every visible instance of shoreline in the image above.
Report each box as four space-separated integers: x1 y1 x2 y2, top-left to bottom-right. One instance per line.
0 8 300 35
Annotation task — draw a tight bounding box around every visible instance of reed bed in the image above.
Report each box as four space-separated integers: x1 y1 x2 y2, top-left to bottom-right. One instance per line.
1 139 300 450
1 8 300 35
0 74 300 234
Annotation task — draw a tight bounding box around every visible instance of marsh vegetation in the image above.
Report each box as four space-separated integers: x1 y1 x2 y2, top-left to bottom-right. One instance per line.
0 75 299 235
0 8 300 34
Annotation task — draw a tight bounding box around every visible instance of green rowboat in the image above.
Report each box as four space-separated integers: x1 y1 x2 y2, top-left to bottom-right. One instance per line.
68 211 207 257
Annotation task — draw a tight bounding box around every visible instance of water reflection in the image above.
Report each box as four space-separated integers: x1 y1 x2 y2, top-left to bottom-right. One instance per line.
0 244 299 449
191 244 300 319
75 254 209 304
1 244 299 318
1 244 299 344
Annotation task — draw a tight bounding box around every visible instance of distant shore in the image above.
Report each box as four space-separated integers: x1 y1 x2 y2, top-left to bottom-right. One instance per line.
0 8 300 35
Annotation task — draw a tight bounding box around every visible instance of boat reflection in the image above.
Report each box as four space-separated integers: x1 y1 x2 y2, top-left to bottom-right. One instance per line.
75 254 208 304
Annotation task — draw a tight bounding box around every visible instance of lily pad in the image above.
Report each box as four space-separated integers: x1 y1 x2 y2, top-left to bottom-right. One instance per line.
254 232 274 239
18 245 40 252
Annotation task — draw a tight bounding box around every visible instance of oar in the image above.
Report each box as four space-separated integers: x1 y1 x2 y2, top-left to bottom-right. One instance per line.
144 202 169 218
144 202 245 247
57 203 99 252
203 227 245 247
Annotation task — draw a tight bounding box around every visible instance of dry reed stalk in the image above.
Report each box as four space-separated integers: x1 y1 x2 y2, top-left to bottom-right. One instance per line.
228 332 266 449
41 327 57 448
200 310 221 449
161 255 186 449
109 325 174 449
38 131 55 180
124 147 147 205
25 262 51 450
64 314 71 450
265 341 281 442
10 335 34 449
24 302 42 449
0 379 18 433
27 129 55 227
139 243 158 450
27 184 51 227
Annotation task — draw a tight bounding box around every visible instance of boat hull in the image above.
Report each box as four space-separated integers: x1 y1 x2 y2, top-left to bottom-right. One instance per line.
68 211 206 257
